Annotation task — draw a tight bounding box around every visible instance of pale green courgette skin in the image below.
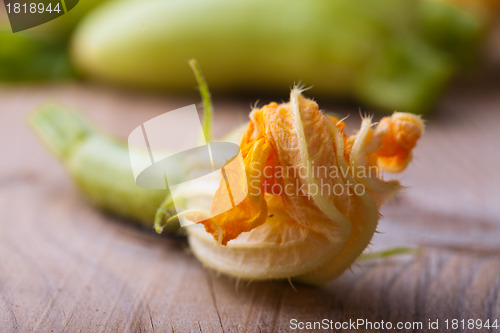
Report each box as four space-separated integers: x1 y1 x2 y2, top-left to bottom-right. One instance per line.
71 0 482 114
30 105 177 230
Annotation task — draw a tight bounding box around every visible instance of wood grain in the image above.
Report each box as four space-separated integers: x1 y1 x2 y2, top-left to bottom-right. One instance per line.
0 81 499 332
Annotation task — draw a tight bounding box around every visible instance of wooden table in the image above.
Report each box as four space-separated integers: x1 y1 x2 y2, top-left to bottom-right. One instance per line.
0 79 499 332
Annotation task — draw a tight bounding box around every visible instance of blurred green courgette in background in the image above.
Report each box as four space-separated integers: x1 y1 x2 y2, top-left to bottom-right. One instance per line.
71 0 496 114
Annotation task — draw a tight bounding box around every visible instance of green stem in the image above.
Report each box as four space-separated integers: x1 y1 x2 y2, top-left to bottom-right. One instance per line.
154 194 177 233
29 104 95 161
151 59 216 233
189 59 212 143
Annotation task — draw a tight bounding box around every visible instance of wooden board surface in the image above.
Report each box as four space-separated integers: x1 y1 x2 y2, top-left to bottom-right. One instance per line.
0 79 499 333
